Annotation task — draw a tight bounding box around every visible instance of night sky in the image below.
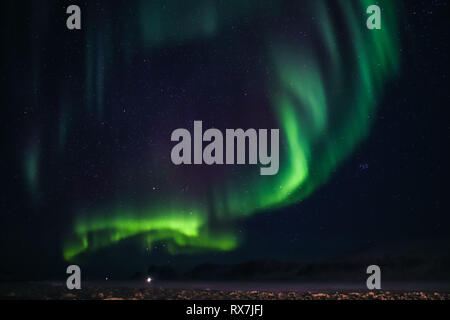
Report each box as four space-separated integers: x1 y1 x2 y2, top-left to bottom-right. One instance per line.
0 0 449 280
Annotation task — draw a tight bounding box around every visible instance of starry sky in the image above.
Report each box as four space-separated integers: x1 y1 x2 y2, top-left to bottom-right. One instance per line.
0 0 449 279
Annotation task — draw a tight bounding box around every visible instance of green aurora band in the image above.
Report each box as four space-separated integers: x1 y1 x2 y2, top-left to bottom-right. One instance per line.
63 0 400 261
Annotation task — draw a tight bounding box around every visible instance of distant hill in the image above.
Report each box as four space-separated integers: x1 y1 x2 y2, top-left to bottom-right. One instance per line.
145 249 450 282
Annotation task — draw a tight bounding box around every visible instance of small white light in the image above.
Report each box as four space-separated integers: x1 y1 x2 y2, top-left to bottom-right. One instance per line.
146 277 152 283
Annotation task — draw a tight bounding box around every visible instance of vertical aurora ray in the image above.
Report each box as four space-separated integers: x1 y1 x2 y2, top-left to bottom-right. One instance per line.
24 139 40 198
85 10 112 118
63 0 400 260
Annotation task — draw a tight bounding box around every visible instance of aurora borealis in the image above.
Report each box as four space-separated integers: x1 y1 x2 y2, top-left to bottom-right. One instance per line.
1 0 448 279
62 0 400 261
